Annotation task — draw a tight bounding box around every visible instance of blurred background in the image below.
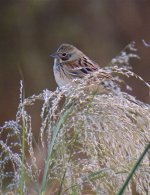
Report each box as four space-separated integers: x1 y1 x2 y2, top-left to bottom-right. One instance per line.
0 0 150 127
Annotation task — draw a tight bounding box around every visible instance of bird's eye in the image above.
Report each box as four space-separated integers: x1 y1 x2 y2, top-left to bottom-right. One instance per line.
62 53 67 57
61 52 70 61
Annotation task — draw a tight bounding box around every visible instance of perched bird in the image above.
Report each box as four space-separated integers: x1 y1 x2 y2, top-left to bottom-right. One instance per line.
50 43 113 93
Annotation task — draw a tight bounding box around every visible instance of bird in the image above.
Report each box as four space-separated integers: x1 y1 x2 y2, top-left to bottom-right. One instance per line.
50 43 114 94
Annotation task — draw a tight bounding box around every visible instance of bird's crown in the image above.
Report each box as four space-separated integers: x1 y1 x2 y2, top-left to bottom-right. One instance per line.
57 43 76 53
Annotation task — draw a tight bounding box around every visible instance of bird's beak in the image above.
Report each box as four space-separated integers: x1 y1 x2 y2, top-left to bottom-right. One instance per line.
49 52 59 58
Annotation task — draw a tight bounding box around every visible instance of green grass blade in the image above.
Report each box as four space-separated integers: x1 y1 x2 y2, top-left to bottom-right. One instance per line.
116 142 150 195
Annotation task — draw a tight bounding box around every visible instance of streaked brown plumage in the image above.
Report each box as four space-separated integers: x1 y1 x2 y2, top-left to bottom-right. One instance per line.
51 43 112 93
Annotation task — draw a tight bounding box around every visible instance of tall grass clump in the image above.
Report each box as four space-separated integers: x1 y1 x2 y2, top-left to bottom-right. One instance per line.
0 42 150 195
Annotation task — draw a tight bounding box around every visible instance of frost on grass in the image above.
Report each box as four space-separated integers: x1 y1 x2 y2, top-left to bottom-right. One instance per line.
0 42 150 195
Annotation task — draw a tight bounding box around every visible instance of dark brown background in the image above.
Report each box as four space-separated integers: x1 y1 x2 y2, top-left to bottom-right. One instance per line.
0 0 150 127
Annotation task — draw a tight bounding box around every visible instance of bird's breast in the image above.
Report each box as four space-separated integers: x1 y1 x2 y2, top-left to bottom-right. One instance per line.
53 59 72 88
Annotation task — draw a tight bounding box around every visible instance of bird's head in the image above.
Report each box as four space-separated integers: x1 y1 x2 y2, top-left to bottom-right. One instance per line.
50 43 82 63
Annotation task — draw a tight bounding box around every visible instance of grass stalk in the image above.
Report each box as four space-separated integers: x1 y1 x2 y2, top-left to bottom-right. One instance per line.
19 80 26 195
116 142 150 195
40 103 73 194
19 121 26 195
